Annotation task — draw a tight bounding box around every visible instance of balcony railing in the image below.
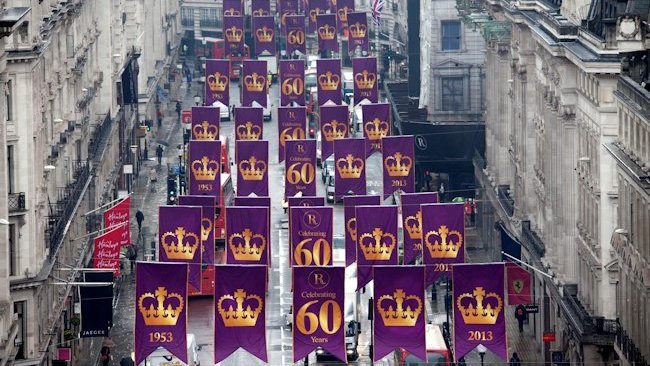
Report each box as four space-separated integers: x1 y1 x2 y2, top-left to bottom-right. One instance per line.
8 192 26 212
497 185 514 217
562 284 617 345
617 325 649 366
521 220 545 257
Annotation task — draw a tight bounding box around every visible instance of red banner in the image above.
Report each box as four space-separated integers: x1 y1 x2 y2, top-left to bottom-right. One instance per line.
92 226 124 276
103 197 130 246
506 262 532 305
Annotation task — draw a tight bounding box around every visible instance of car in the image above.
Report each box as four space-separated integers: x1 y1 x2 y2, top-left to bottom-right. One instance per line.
211 100 231 121
322 156 335 183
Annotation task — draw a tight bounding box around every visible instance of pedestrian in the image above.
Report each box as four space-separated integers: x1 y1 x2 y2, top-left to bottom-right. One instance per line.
175 101 182 119
127 244 138 274
515 304 527 333
464 199 471 226
509 352 521 366
135 210 144 232
100 346 111 366
156 145 164 165
120 357 134 366
157 110 163 128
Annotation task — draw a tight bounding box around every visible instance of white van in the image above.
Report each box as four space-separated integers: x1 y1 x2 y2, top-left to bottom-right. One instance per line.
141 334 200 366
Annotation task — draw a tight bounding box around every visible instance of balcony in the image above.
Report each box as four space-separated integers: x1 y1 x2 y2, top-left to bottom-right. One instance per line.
563 285 617 345
8 192 26 213
617 325 649 366
521 220 545 257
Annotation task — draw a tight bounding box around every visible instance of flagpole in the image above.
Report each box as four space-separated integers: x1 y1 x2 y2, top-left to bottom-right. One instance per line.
70 222 128 242
501 251 553 279
82 194 131 217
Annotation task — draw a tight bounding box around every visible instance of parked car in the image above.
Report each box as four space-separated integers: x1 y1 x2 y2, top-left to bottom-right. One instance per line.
322 156 335 183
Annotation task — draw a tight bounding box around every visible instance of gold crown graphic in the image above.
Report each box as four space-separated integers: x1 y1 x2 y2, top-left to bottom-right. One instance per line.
318 24 336 40
228 228 267 261
309 8 323 22
224 8 242 16
239 156 267 181
355 70 376 89
252 8 269 16
346 218 357 241
138 287 184 326
384 152 412 177
255 26 274 42
404 211 422 239
322 120 347 141
318 71 340 91
161 227 200 260
217 289 263 327
236 122 262 140
377 289 422 327
191 156 219 181
457 287 503 325
193 121 219 140
225 26 243 43
244 72 266 92
364 118 389 140
201 218 213 241
337 6 350 22
336 154 364 179
359 227 396 261
207 72 228 92
424 225 463 258
349 22 367 38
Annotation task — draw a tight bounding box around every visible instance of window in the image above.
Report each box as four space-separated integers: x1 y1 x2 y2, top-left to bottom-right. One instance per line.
66 33 74 58
9 224 17 276
441 20 461 51
7 145 14 193
441 77 464 111
14 301 26 359
6 79 12 121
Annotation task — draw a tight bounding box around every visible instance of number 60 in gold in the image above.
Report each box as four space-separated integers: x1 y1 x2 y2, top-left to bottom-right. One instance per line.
295 300 342 335
287 162 315 185
294 238 331 266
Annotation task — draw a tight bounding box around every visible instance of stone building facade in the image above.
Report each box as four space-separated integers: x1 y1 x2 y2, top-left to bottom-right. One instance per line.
0 0 180 364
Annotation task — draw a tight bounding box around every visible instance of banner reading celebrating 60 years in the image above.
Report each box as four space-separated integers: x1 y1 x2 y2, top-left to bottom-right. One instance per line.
214 265 267 363
278 107 306 163
286 15 306 55
290 206 333 266
453 263 507 361
279 60 305 106
293 266 345 363
285 139 317 198
135 262 188 366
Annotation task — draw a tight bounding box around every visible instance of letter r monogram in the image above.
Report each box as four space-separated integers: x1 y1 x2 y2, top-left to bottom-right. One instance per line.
312 273 326 286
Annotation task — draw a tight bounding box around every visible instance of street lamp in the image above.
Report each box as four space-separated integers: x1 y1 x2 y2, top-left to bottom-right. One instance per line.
477 344 487 366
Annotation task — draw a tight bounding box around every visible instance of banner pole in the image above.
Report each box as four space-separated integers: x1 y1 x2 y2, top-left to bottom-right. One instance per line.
82 194 131 217
501 251 553 279
70 222 128 242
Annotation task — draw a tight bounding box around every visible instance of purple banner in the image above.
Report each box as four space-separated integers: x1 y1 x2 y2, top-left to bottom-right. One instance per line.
336 0 354 31
158 206 202 290
285 139 317 198
382 135 415 198
453 263 507 361
205 59 230 106
355 205 398 288
400 192 439 265
352 57 378 104
316 14 338 52
214 265 268 363
293 266 346 362
235 107 264 140
236 140 269 196
191 106 220 140
347 12 369 55
226 206 269 264
135 262 188 366
279 60 305 106
224 16 245 56
188 140 221 199
280 0 299 34
328 0 336 12
253 16 275 57
278 106 307 162
252 0 271 16
334 138 366 200
319 104 349 160
286 15 307 55
242 60 268 107
287 196 325 207
178 195 217 266
421 203 465 285
307 0 327 33
362 103 390 156
373 266 426 362
223 0 244 16
316 59 342 105
234 196 271 207
343 195 380 266
290 206 333 266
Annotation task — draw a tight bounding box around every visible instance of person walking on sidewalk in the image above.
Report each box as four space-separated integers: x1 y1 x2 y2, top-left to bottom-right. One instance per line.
156 145 164 165
509 352 521 366
157 110 163 128
175 100 182 119
100 346 111 366
135 210 144 233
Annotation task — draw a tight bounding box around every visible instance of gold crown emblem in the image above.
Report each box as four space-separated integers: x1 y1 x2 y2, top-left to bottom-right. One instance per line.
239 156 267 181
244 72 266 92
404 211 422 239
318 24 336 40
364 118 389 140
228 228 267 261
322 120 347 141
161 227 200 260
377 289 423 327
349 22 367 38
355 70 376 89
193 121 219 140
255 26 274 42
252 8 269 16
337 6 350 22
201 218 213 241
225 26 243 43
191 156 220 181
217 289 264 327
336 154 364 179
384 152 412 177
457 287 503 325
346 218 357 241
224 8 242 16
309 8 323 22
138 287 184 326
236 122 262 140
207 72 228 92
424 225 463 258
359 227 396 261
318 71 340 91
